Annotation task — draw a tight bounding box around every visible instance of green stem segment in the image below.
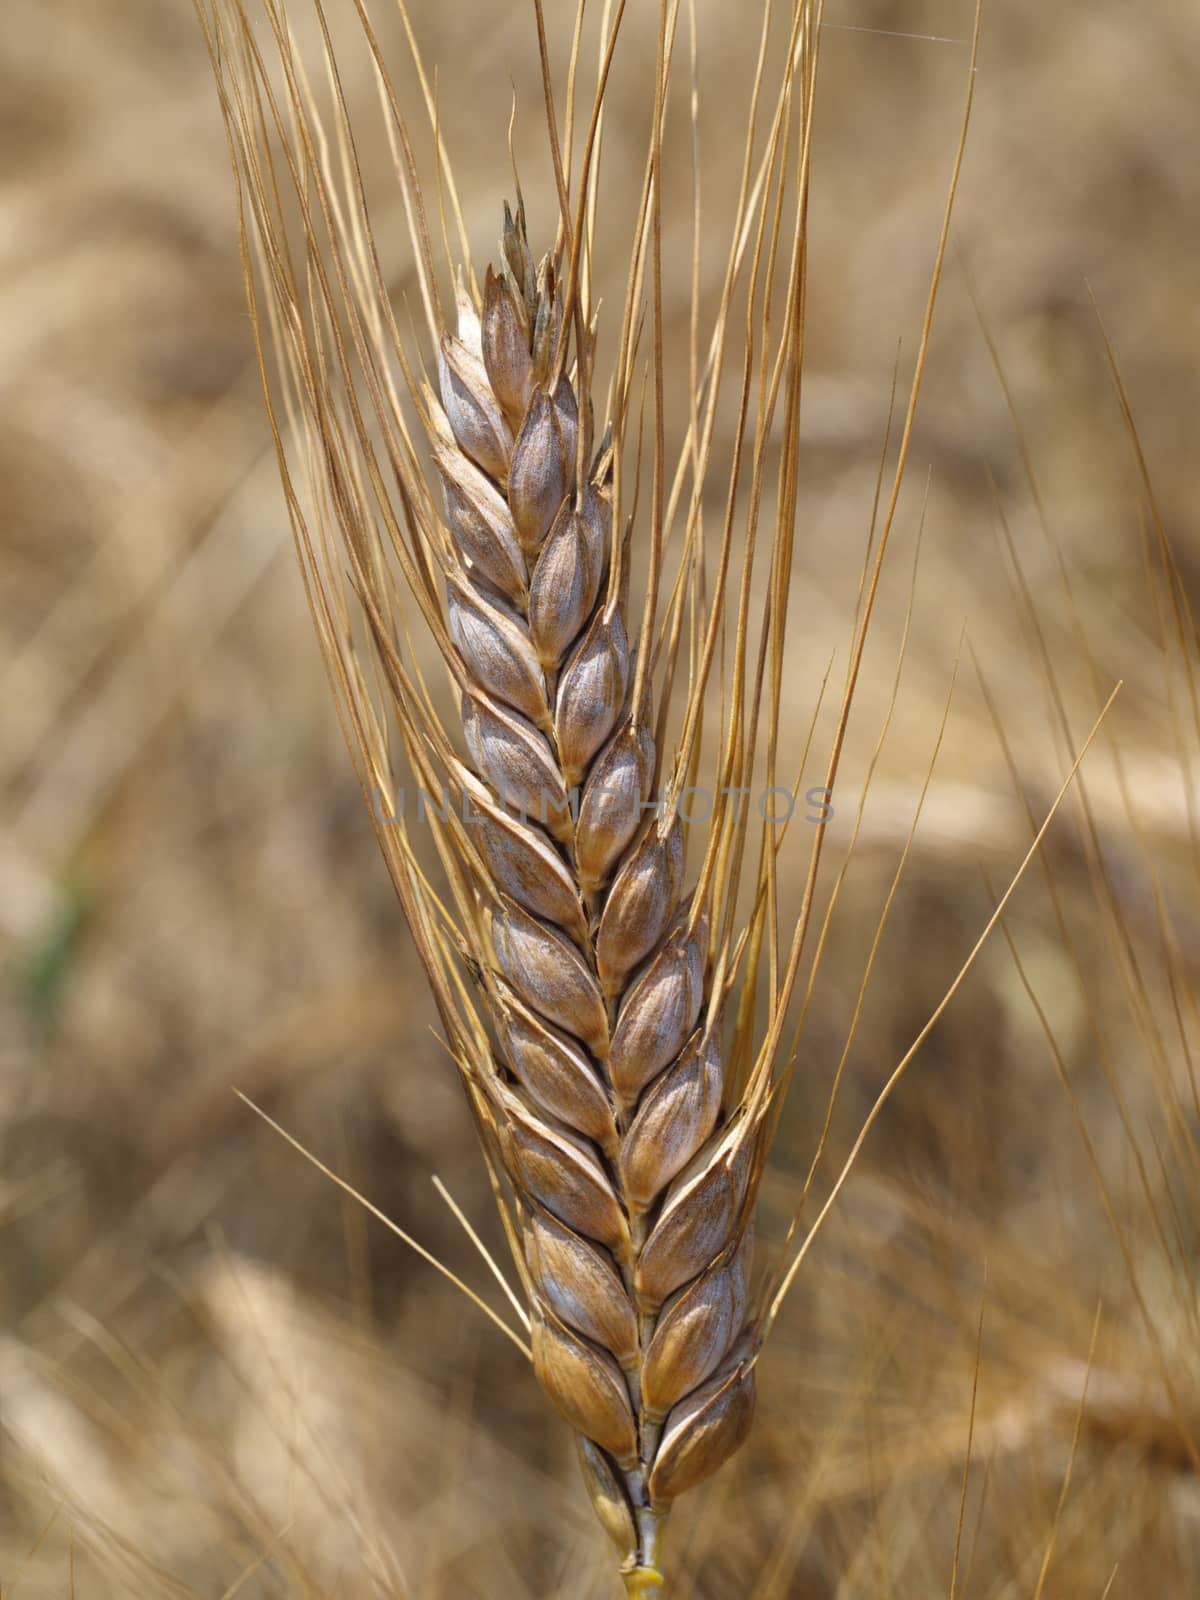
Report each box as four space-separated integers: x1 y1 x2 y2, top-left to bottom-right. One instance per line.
623 1571 665 1597
623 1508 667 1594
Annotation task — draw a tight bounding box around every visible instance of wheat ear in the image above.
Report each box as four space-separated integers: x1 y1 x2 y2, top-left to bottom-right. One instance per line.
199 0 835 1589
420 203 764 1586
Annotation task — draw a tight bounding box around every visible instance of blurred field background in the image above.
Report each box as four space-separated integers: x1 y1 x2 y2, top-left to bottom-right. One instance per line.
3 2 1200 1595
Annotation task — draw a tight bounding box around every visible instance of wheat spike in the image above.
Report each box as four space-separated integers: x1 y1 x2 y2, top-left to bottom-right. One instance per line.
198 0 841 1589
422 204 763 1580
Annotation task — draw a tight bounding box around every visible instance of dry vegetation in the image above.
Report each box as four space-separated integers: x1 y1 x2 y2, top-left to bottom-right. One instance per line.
3 2 1200 1595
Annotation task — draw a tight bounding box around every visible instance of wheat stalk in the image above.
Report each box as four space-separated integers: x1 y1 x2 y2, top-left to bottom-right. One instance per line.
193 0 918 1589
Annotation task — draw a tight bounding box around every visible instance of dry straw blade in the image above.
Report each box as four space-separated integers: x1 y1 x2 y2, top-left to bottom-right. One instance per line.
195 0 975 1588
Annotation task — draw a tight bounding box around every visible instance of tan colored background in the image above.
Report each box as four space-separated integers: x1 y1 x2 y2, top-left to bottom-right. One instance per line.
2 2 1198 1594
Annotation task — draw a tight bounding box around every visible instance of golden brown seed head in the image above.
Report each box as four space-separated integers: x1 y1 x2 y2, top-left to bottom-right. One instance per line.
424 213 762 1572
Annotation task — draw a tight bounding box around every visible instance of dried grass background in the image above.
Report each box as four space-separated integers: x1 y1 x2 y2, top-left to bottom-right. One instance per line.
3 2 1200 1595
